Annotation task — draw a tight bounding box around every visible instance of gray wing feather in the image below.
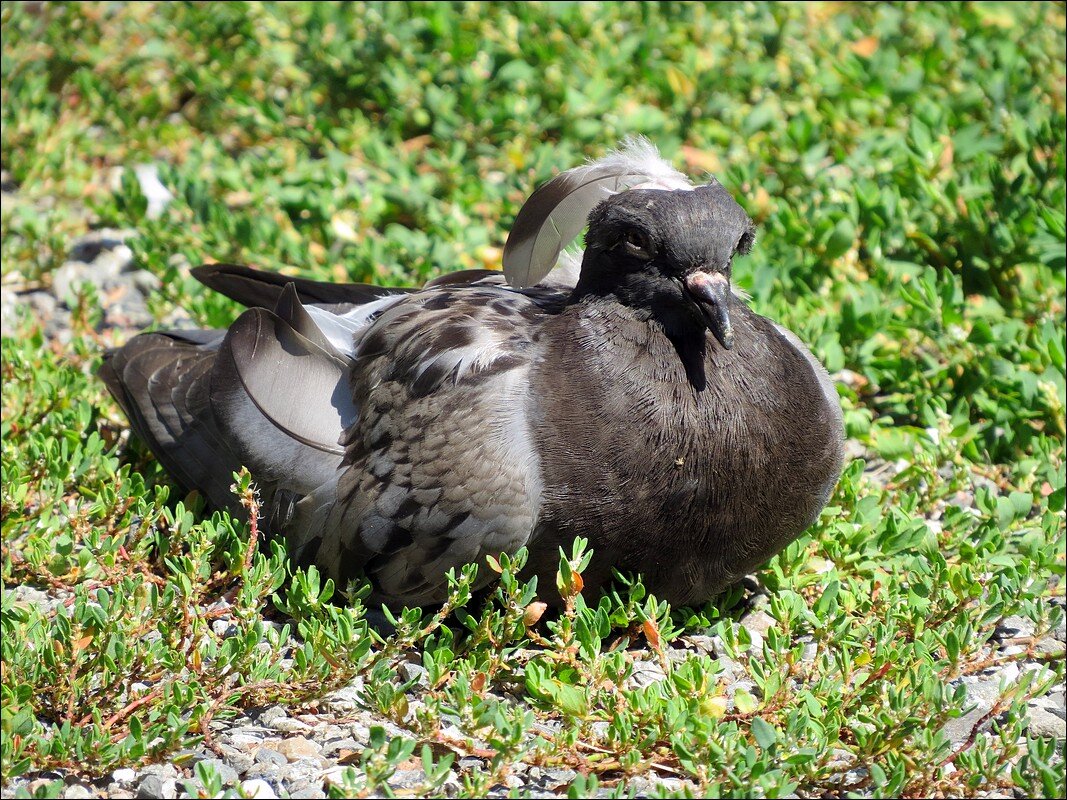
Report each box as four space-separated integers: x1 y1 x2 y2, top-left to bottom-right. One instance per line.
209 307 356 495
192 263 410 312
100 331 243 511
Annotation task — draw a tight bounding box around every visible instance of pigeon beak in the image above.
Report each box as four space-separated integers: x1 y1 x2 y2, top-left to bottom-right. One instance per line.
685 271 734 350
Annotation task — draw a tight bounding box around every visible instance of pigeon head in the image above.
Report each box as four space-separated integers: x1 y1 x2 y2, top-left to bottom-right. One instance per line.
501 138 754 349
577 182 755 349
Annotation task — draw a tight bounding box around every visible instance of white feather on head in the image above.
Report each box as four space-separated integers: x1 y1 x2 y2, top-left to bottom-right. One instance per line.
590 136 693 193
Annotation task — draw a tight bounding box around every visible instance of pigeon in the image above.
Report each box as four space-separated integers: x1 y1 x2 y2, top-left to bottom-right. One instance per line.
100 138 844 609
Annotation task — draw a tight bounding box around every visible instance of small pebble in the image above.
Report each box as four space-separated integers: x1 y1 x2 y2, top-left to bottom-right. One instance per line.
254 746 289 767
136 774 176 799
1028 704 1067 740
321 737 360 757
741 609 776 637
995 615 1036 640
240 778 278 799
269 716 312 733
625 659 666 689
212 619 238 638
111 768 137 785
254 705 288 727
391 769 425 790
274 736 323 762
194 757 239 786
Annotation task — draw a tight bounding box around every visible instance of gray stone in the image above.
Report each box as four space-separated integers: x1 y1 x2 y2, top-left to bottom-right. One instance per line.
219 744 255 776
137 774 177 798
212 619 238 638
321 680 365 713
129 268 162 295
347 721 371 742
63 785 93 799
318 724 347 741
665 645 693 666
66 228 135 264
269 715 312 733
746 587 771 609
996 615 1036 640
282 760 328 782
132 163 174 220
744 629 764 656
951 490 977 510
321 737 360 757
52 262 110 304
92 244 136 276
981 663 1022 699
1029 705 1067 740
254 705 288 727
391 769 425 790
6 585 63 615
195 757 240 787
1027 690 1066 740
1035 636 1064 656
140 764 179 780
626 659 667 689
322 766 353 790
222 730 264 749
826 748 856 770
255 746 289 767
741 609 777 637
241 765 282 784
398 660 429 687
541 767 577 785
283 779 326 799
0 289 20 332
942 676 1003 745
681 634 716 655
845 767 870 786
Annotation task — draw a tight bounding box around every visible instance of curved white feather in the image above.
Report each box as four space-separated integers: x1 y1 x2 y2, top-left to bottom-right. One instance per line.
502 137 692 289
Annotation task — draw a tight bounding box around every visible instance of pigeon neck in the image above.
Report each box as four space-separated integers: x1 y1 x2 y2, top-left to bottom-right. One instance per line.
564 292 709 391
570 269 712 388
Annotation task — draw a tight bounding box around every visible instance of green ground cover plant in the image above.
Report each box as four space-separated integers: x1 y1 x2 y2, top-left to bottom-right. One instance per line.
2 2 1064 797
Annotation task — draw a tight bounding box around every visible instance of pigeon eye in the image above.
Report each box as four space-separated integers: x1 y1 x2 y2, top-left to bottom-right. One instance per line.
623 229 654 259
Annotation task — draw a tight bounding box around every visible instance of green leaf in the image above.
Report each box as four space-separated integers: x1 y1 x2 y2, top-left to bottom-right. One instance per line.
751 717 777 750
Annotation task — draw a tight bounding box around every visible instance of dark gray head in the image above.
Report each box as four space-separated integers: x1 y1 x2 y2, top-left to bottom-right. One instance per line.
576 182 756 349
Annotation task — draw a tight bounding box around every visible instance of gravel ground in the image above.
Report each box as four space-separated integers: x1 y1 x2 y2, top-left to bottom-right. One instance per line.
1 217 1064 798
